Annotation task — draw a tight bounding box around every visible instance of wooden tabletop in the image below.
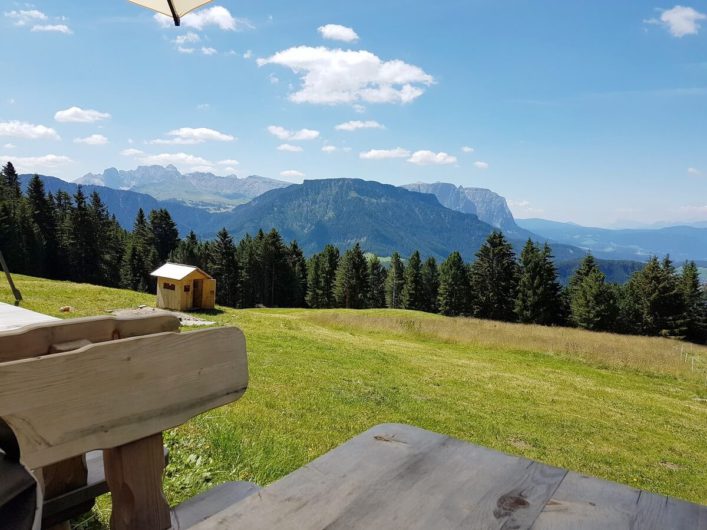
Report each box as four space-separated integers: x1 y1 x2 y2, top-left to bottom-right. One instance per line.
193 423 706 530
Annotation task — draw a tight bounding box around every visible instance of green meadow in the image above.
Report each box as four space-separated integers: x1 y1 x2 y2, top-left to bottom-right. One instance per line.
4 275 706 527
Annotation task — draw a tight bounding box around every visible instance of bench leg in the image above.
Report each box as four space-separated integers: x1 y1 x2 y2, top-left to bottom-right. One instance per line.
103 433 171 530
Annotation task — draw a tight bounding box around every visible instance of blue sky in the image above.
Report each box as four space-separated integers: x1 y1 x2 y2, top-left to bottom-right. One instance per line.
1 1 706 227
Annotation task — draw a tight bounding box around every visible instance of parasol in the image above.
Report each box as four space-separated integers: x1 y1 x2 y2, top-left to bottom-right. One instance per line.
128 0 213 26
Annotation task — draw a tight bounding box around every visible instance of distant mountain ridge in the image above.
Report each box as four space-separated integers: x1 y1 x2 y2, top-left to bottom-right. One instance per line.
77 165 290 210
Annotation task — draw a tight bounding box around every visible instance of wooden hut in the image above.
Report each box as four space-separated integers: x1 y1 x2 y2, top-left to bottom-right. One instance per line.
151 263 216 311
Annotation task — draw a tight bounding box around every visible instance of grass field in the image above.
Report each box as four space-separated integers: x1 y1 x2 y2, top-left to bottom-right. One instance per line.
3 275 706 527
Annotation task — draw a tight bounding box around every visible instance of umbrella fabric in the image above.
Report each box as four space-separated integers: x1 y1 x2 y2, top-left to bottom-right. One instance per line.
128 0 213 20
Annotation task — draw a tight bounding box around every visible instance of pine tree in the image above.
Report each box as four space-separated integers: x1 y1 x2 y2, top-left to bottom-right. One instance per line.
515 241 563 325
437 251 470 316
385 252 405 308
402 250 425 310
469 232 519 321
236 234 259 308
210 228 239 307
321 245 340 308
334 243 370 308
681 261 707 342
305 254 325 308
368 255 388 308
120 208 157 292
568 255 617 331
420 257 439 313
286 241 308 307
25 175 58 278
2 162 21 200
149 209 179 263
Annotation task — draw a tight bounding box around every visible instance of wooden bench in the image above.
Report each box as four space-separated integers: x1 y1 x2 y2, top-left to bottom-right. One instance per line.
0 316 254 529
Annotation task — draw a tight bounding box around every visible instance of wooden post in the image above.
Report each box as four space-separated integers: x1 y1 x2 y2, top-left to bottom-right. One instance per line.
103 433 171 530
0 250 22 304
42 456 89 530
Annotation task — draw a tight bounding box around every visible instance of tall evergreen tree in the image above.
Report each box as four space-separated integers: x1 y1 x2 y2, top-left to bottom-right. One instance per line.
420 256 439 313
210 228 239 307
568 255 617 331
469 232 519 321
368 255 388 308
334 242 370 309
681 261 707 342
2 162 21 200
286 241 308 307
385 252 405 309
515 241 563 325
305 253 326 308
149 209 179 263
437 251 470 316
402 250 425 310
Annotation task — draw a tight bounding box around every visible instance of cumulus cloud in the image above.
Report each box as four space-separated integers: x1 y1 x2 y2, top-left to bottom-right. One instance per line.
4 9 47 26
322 145 338 153
407 150 457 166
151 127 235 145
318 24 359 42
258 46 434 105
201 46 217 55
138 152 214 170
646 5 706 37
474 161 489 169
688 167 702 176
280 169 305 178
508 199 544 216
31 24 72 34
55 106 111 123
335 120 384 131
267 125 320 141
121 148 143 156
218 159 239 165
278 143 303 152
360 147 410 160
155 6 252 31
0 121 60 140
74 134 108 145
0 154 72 172
3 143 16 149
461 146 475 153
174 32 200 45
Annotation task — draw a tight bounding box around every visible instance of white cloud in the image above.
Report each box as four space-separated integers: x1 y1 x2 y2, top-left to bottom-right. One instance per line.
407 150 457 166
268 73 280 84
322 145 338 153
267 125 320 141
508 199 544 216
278 143 303 152
218 159 239 165
31 24 72 34
155 6 252 31
4 9 47 26
151 127 235 145
688 167 702 176
138 152 214 170
0 121 60 140
74 134 108 145
55 106 111 123
360 147 410 160
318 24 359 42
174 32 200 45
335 120 384 131
3 143 16 149
243 50 253 59
280 169 305 178
201 46 217 55
196 103 210 110
0 154 72 172
462 146 475 153
178 46 195 54
651 5 706 37
474 161 490 170
121 148 143 156
353 104 366 114
258 46 434 105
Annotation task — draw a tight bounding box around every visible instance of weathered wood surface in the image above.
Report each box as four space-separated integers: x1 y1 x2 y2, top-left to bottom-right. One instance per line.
0 313 180 362
0 301 58 333
104 433 171 530
191 423 707 530
0 327 248 470
172 481 261 529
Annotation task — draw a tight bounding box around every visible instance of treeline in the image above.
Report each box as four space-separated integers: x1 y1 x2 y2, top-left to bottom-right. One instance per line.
2 163 706 343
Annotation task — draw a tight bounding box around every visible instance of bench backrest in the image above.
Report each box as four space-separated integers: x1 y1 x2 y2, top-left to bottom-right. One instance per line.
0 326 248 470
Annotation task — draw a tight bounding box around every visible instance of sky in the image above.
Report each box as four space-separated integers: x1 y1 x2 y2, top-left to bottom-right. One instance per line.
0 0 706 227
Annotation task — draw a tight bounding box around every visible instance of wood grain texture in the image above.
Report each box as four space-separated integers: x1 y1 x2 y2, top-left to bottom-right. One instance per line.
0 327 248 470
0 314 180 363
104 433 171 530
191 424 707 530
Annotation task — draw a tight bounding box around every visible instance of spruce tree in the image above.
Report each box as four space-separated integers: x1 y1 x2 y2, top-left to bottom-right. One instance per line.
286 241 308 307
402 250 425 310
515 241 563 325
437 251 470 316
421 256 440 313
568 255 616 331
321 245 340 308
681 261 707 342
469 232 519 321
305 254 325 308
149 209 179 263
385 252 405 309
210 228 239 307
334 243 370 309
368 255 388 308
2 162 21 200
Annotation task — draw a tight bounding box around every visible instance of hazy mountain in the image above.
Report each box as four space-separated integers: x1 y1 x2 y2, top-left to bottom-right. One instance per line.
518 218 707 262
77 165 290 210
214 178 584 261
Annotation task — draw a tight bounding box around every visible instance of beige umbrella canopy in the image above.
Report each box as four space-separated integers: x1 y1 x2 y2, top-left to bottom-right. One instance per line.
128 0 213 26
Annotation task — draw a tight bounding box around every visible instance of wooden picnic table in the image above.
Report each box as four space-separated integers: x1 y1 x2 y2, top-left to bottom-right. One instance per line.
193 423 707 530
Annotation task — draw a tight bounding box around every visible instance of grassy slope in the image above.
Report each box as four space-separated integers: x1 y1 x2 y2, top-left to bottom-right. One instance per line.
4 275 707 515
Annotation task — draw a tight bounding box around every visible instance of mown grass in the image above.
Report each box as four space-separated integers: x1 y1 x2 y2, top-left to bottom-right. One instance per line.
2 275 706 529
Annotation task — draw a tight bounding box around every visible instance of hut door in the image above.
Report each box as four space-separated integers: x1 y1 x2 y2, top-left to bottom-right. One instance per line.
192 279 203 308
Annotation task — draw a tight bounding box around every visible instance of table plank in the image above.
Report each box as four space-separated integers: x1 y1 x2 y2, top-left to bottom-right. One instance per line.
192 423 567 529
